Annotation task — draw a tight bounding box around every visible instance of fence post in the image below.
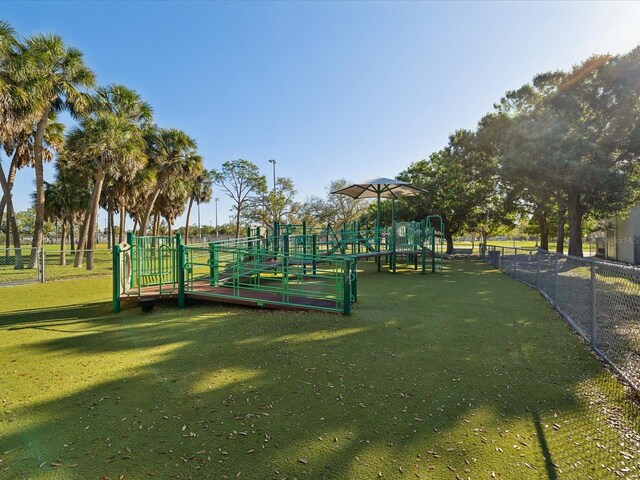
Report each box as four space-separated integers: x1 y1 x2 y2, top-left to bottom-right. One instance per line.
513 248 517 277
590 261 597 347
40 247 45 283
536 252 541 290
112 244 121 313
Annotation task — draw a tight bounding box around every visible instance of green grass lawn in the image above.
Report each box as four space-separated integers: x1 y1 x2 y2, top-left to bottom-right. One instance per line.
454 241 598 256
1 260 637 479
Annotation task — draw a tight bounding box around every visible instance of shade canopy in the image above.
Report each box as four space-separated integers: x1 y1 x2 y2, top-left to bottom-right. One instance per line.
330 177 426 199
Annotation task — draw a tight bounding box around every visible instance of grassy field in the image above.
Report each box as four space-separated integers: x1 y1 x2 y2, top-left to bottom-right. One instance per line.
0 247 112 284
454 241 598 255
1 260 637 479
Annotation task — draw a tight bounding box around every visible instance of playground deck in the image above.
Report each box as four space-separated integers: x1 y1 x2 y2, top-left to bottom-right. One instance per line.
121 280 340 312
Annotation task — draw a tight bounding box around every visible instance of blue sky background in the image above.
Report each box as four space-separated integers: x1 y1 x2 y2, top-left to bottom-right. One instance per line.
3 1 640 228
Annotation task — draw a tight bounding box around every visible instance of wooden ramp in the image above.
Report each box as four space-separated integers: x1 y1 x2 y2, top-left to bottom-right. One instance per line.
121 280 340 312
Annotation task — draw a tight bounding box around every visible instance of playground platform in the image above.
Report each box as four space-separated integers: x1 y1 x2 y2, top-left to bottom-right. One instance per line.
113 219 445 315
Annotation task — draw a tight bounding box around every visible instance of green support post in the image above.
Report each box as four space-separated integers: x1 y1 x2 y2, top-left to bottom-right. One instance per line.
178 242 186 308
210 243 219 285
413 223 418 270
431 227 436 273
283 234 290 302
312 234 317 275
112 244 121 313
175 233 182 284
302 221 307 275
392 222 397 274
273 221 279 254
421 221 427 274
351 257 358 302
343 258 351 315
127 231 135 288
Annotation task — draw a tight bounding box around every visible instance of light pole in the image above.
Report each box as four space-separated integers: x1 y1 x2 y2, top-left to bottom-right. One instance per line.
268 159 277 193
268 159 276 226
214 198 219 237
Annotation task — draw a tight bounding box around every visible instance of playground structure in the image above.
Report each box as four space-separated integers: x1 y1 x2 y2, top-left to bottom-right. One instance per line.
112 217 445 315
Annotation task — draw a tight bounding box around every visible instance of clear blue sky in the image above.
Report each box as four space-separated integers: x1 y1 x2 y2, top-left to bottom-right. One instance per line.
3 1 640 229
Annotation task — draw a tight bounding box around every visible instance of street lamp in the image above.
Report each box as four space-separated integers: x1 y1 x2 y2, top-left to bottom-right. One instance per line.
268 159 277 193
214 198 219 237
268 159 276 227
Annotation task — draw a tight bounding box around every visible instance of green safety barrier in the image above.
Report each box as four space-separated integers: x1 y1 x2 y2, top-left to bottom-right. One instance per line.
113 216 444 315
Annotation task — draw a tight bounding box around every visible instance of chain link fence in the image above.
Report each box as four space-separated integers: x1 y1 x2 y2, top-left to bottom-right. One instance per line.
484 245 640 391
483 245 640 477
1 247 112 286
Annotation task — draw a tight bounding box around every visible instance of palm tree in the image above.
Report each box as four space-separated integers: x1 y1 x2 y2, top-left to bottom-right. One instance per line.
94 85 152 244
0 20 19 145
9 34 95 268
154 175 191 238
41 168 89 265
138 128 200 236
1 114 64 268
68 110 146 269
184 169 212 244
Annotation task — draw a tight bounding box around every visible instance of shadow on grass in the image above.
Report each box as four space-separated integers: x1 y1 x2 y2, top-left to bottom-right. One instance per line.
0 260 636 479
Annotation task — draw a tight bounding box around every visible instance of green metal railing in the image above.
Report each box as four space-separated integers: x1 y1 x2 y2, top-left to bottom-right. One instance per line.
112 233 180 312
183 234 352 314
113 216 444 314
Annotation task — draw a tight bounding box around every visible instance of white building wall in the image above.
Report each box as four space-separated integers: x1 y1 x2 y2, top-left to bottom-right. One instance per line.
606 205 640 264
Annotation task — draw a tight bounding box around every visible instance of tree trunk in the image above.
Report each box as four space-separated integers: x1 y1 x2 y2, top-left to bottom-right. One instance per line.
70 219 76 253
86 171 107 270
537 211 549 251
567 191 584 257
0 161 22 268
75 204 92 266
445 230 454 255
109 209 116 248
480 229 489 250
119 200 126 243
2 150 20 251
29 110 50 269
556 203 566 254
133 218 138 235
75 170 106 269
0 193 4 235
235 207 241 239
106 209 112 249
59 220 67 266
139 181 163 236
167 216 172 238
153 213 160 237
184 195 194 244
112 211 116 245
